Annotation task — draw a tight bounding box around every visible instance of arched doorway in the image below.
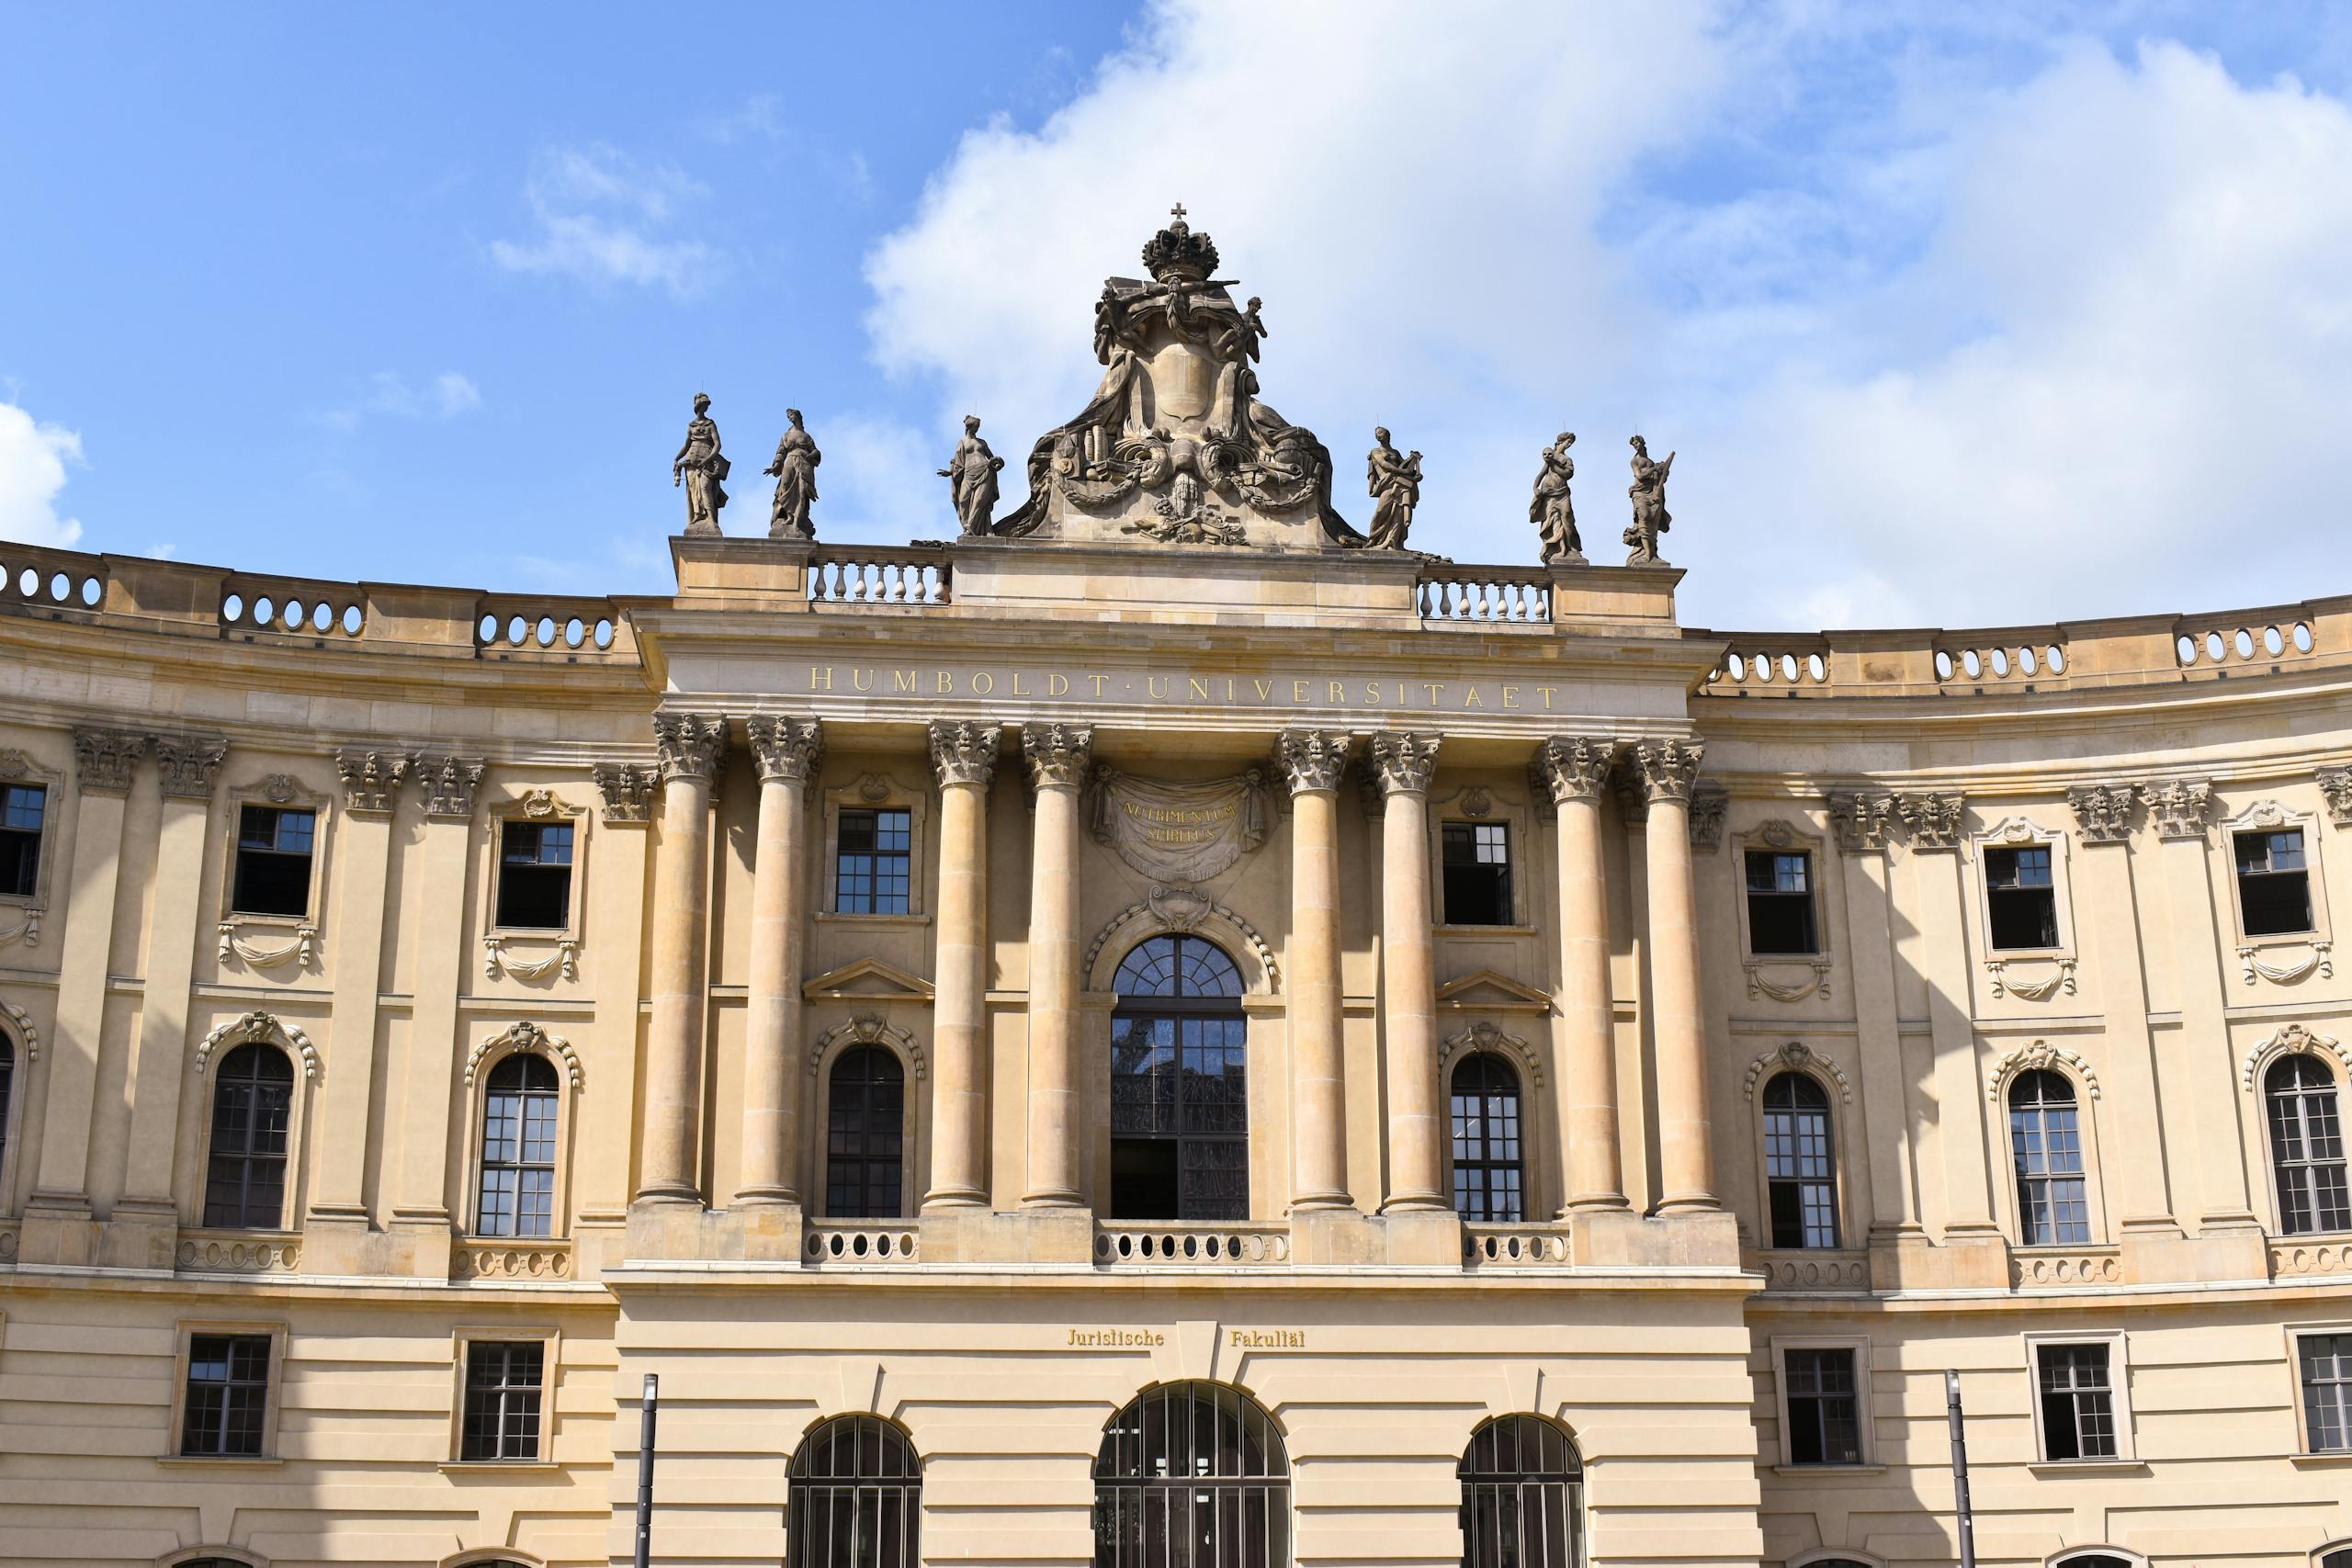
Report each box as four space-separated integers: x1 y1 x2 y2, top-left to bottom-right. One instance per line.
787 1414 922 1568
1110 935 1247 1220
1460 1415 1584 1568
1094 1382 1289 1568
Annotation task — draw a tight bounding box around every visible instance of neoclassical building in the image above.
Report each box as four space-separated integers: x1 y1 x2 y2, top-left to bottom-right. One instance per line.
1 217 2349 1568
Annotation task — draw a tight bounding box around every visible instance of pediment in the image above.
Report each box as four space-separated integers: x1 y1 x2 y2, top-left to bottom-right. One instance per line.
1434 968 1554 1014
802 958 934 1004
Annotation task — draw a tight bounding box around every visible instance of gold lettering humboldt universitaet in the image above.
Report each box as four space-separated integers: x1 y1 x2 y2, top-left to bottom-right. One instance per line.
798 665 1563 713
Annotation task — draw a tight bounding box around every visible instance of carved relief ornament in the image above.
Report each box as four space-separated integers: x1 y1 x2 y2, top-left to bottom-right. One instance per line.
153 735 230 800
1022 724 1095 793
196 1011 322 1081
745 715 824 784
1534 736 1617 804
0 998 40 1061
1632 739 1704 803
464 1020 583 1089
592 761 659 824
1274 728 1352 795
336 749 413 815
929 720 1002 790
651 713 729 784
72 728 145 795
1741 1041 1851 1103
1985 1039 2098 1103
2066 782 2138 844
2316 766 2352 827
2240 1023 2352 1091
414 753 485 819
1688 787 1729 851
808 1013 927 1080
1896 792 1966 849
1826 791 1900 852
1368 731 1442 796
1439 1020 1544 1089
2142 777 2212 840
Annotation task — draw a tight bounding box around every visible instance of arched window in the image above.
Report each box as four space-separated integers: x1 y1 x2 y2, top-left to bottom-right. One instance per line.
1763 1071 1839 1248
203 1043 292 1229
1460 1415 1584 1568
1095 1382 1288 1568
0 1029 15 1175
788 1414 922 1568
2008 1069 2090 1246
2051 1555 2134 1568
1801 1561 1874 1568
2320 1546 2352 1568
477 1052 560 1237
1451 1055 1524 1223
1111 936 1247 1221
2267 1054 2350 1235
826 1046 906 1219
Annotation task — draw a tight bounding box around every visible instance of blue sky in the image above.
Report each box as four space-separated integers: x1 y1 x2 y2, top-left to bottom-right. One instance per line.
7 3 2352 630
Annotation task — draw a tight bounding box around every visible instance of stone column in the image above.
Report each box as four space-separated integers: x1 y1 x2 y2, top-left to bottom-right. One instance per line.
1370 732 1444 1212
1278 729 1353 1211
636 713 727 1205
1634 739 1717 1213
738 716 822 1206
925 721 1001 1210
117 734 229 1214
1537 737 1628 1213
1022 724 1094 1208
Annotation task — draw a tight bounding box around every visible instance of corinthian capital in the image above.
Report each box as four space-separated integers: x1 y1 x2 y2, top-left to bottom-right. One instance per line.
1633 739 1705 803
2066 782 2139 844
930 720 1002 790
1897 792 1966 850
592 761 659 824
651 712 729 784
1021 723 1093 793
2141 777 2212 840
415 753 486 819
744 715 823 784
73 728 146 795
153 735 229 800
336 748 413 815
1826 791 1900 852
1688 786 1729 851
1535 736 1618 805
1367 731 1442 797
1274 728 1353 795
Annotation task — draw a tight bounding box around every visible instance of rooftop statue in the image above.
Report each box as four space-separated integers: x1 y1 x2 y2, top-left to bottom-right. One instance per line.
1531 432 1582 564
763 408 820 541
673 392 730 536
1363 427 1422 550
1624 434 1675 567
997 206 1363 550
940 415 1005 536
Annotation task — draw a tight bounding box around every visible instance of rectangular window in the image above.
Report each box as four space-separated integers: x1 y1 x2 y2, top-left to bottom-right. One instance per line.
1442 821 1512 926
1745 850 1819 954
2302 1332 2352 1454
231 805 315 919
180 1332 272 1457
2036 1342 2117 1461
1984 844 2060 951
494 820 575 931
460 1339 546 1461
2237 829 2314 937
835 808 912 915
1782 1347 1862 1465
0 783 44 899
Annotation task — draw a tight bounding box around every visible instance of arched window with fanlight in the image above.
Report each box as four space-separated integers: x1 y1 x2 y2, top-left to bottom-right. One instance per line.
1110 935 1247 1221
1460 1415 1584 1568
1451 1055 1524 1222
1094 1381 1288 1568
826 1045 907 1218
2009 1069 2090 1246
203 1043 293 1229
476 1052 560 1237
2267 1054 2350 1235
788 1415 922 1568
1763 1071 1839 1248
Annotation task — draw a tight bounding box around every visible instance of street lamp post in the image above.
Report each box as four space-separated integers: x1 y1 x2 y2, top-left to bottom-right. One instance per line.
635 1371 660 1568
1945 1368 1976 1568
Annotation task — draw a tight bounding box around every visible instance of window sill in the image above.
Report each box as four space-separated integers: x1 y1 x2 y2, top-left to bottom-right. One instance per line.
440 1458 559 1473
1771 1463 1885 1478
157 1454 284 1468
1986 946 2072 960
1435 922 1537 936
1746 950 1828 964
222 910 313 929
2288 1450 2352 1468
486 925 577 941
816 910 930 927
2026 1460 2147 1476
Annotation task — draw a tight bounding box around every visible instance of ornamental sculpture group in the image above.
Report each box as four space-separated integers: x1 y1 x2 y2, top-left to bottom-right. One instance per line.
672 207 1680 568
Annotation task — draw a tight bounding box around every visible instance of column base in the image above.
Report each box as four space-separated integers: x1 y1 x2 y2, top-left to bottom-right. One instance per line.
17 1191 98 1268
2122 1224 2268 1285
387 1210 455 1278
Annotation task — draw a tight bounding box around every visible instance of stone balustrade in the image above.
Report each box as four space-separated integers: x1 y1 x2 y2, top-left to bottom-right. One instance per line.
804 1220 921 1264
176 1229 302 1274
1460 1224 1572 1268
807 544 952 606
2010 1244 2124 1289
452 1238 576 1281
1092 1221 1293 1267
1756 1248 1871 1291
1417 564 1553 625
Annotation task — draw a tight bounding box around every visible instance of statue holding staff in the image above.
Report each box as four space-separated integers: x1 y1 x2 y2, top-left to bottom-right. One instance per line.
1624 434 1675 566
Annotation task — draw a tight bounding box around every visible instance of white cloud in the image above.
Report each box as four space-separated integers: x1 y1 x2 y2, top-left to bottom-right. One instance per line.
865 4 2352 632
0 400 85 548
320 369 483 432
491 144 716 297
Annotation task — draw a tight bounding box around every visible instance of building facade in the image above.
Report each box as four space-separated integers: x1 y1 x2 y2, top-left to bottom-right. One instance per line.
2 219 2350 1568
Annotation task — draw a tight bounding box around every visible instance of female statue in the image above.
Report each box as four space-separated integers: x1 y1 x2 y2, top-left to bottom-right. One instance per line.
672 392 729 536
1530 432 1580 562
939 415 1005 536
1363 426 1422 550
1624 434 1675 565
764 408 821 541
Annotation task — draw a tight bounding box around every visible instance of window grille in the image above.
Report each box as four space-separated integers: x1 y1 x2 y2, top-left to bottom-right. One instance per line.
461 1339 546 1461
181 1333 271 1457
230 804 314 918
826 1046 906 1219
1110 937 1248 1221
2267 1055 2350 1235
1094 1382 1289 1568
476 1052 560 1237
1450 1055 1524 1223
1763 1072 1839 1248
2036 1342 2118 1461
789 1414 922 1568
203 1043 292 1229
2009 1069 2090 1246
1459 1414 1583 1568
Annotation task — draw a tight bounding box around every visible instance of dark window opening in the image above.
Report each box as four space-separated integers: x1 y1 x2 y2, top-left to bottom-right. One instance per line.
1984 844 2059 950
2267 1054 2350 1235
476 1052 560 1237
791 1415 922 1568
1745 850 1819 954
836 807 912 915
2301 1332 2352 1454
461 1339 546 1461
1110 935 1247 1222
1459 1414 1584 1568
2236 828 2314 937
1451 1055 1524 1223
181 1332 271 1457
2010 1068 2091 1246
0 782 44 899
1442 821 1513 926
231 804 314 919
1764 1071 1839 1248
1783 1347 1862 1465
825 1045 906 1219
2036 1342 2117 1461
1095 1382 1288 1568
203 1043 292 1229
0 1032 14 1179
494 819 574 930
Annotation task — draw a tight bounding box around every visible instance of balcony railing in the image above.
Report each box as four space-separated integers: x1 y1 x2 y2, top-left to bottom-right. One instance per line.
1461 1224 1571 1268
1418 564 1553 625
805 1219 921 1265
807 544 952 606
454 1237 576 1281
1094 1221 1292 1267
